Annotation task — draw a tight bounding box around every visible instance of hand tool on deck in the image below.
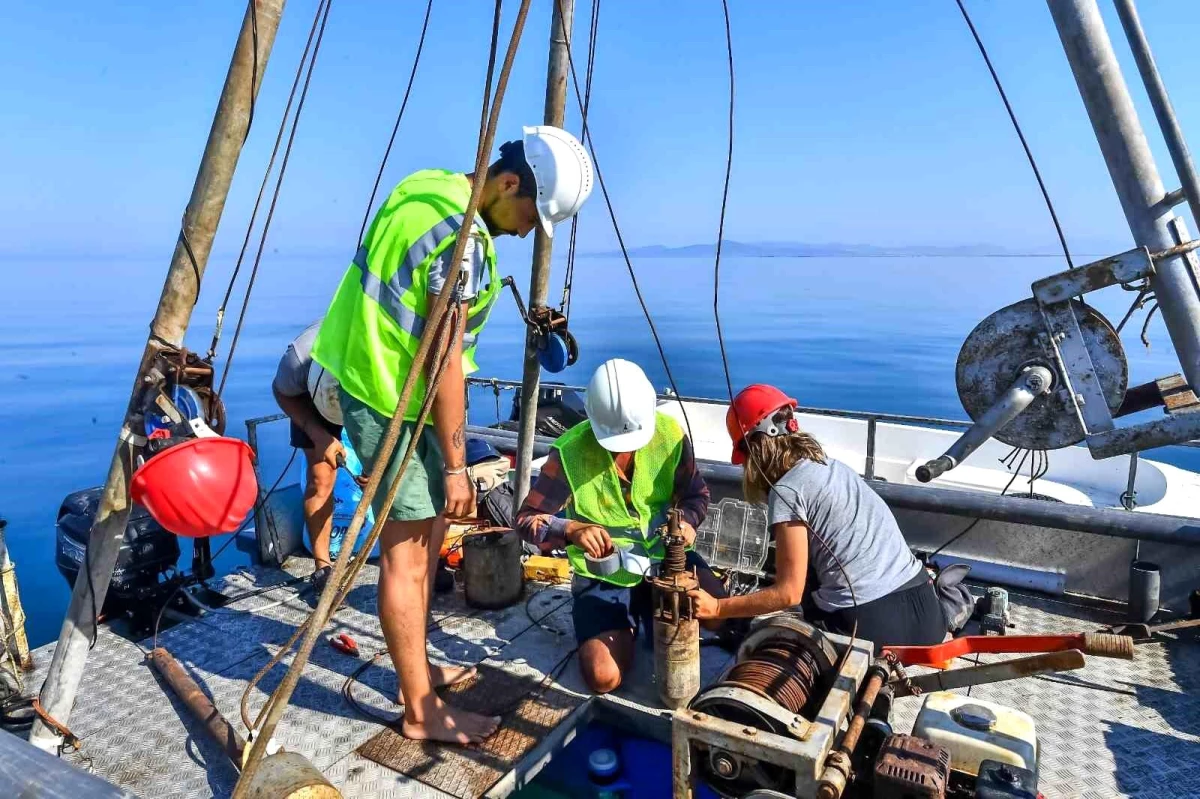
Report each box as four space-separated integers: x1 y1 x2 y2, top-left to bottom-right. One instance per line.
1101 616 1200 642
329 633 359 657
888 649 1086 697
883 631 1134 669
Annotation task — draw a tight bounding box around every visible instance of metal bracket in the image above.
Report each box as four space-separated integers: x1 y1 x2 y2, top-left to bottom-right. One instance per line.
1038 302 1115 436
1087 411 1200 459
1032 247 1154 304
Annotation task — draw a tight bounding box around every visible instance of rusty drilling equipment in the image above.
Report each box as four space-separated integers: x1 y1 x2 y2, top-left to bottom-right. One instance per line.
650 509 701 709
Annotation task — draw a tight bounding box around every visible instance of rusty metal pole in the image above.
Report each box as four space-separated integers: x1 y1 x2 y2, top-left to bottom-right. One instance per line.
150 648 247 764
29 0 287 752
512 0 575 511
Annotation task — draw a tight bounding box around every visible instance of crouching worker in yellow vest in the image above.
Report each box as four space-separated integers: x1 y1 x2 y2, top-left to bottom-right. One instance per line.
311 127 593 744
515 359 728 694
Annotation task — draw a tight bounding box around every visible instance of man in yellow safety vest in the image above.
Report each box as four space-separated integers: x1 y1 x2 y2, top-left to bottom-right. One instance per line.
515 359 727 694
312 127 593 744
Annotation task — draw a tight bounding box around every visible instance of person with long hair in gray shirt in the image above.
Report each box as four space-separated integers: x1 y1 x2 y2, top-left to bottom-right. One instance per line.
687 384 946 652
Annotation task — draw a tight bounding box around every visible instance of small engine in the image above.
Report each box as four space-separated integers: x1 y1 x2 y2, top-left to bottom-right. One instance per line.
671 615 1039 799
674 614 871 798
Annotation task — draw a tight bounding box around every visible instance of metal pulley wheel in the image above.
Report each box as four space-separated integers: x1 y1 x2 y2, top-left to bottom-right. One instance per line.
956 298 1127 450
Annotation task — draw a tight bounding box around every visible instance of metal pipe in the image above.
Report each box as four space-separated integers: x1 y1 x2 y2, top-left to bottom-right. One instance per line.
479 423 1200 547
1123 452 1139 511
816 662 888 799
698 460 1200 546
29 0 287 753
1112 0 1200 234
927 554 1066 595
864 417 877 481
1047 0 1200 392
512 0 575 512
467 376 1200 449
917 366 1053 482
892 650 1085 697
150 647 246 764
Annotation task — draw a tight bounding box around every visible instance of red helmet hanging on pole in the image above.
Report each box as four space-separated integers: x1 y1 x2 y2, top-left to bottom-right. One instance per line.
726 384 799 465
131 437 258 538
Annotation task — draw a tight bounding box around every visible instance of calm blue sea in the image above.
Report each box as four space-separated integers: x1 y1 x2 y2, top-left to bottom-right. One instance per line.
3 252 1198 647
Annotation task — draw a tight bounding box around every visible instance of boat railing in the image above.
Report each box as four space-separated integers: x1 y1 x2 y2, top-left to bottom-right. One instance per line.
462 376 1200 507
243 377 1200 530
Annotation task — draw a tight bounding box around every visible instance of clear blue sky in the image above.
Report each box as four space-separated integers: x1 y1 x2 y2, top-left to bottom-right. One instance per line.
3 0 1200 260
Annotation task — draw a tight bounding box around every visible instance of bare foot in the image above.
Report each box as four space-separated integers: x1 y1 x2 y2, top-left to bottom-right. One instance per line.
401 697 500 745
430 663 477 688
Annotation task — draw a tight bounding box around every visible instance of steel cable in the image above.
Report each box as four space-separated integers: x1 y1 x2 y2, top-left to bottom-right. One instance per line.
217 0 335 397
207 0 331 362
704 0 863 666
356 0 436 245
954 0 1075 270
551 0 693 445
560 0 601 322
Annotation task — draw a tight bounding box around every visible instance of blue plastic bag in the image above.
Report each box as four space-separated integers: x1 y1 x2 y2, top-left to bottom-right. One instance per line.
318 431 379 560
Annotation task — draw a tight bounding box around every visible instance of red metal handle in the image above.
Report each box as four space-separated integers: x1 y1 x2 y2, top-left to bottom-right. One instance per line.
883 633 1133 669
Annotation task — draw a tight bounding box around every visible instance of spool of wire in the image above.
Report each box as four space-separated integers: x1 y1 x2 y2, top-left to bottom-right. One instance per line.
722 638 823 715
662 535 687 576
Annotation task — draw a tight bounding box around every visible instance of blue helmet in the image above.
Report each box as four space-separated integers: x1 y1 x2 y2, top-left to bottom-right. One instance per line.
465 437 501 466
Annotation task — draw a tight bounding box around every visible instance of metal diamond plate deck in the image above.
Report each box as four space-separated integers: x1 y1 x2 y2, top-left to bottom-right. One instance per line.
890 589 1200 799
358 664 583 799
20 565 1200 798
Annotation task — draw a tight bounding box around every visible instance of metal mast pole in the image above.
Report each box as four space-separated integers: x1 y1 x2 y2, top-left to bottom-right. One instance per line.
30 0 287 752
513 0 575 509
1111 0 1200 235
1047 0 1200 391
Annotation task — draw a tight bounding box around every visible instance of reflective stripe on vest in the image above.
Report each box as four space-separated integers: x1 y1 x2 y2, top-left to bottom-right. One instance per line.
311 170 500 420
555 412 685 535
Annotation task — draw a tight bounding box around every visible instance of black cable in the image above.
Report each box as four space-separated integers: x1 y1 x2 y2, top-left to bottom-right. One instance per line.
713 0 736 404
210 447 299 564
217 0 334 397
208 0 332 361
560 0 601 322
1140 302 1160 348
929 448 1030 560
356 0 436 244
1116 286 1154 334
82 530 100 651
954 0 1074 270
476 0 504 159
702 0 860 663
552 0 693 446
180 227 202 308
218 573 309 605
247 0 258 142
344 584 582 724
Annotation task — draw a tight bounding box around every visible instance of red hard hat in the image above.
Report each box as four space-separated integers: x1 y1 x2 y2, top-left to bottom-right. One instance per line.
131 437 258 538
726 384 798 465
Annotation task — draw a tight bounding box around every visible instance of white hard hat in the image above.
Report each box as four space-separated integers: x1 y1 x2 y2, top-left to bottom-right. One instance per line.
522 125 594 238
307 363 343 426
585 359 657 452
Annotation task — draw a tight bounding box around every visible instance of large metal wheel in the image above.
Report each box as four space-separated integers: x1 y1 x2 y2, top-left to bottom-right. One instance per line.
956 298 1127 449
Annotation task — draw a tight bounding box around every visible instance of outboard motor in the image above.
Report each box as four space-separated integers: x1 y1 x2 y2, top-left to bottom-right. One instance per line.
55 487 180 612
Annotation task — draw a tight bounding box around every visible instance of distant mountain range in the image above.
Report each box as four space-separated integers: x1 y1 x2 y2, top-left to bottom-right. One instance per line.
591 240 1042 258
